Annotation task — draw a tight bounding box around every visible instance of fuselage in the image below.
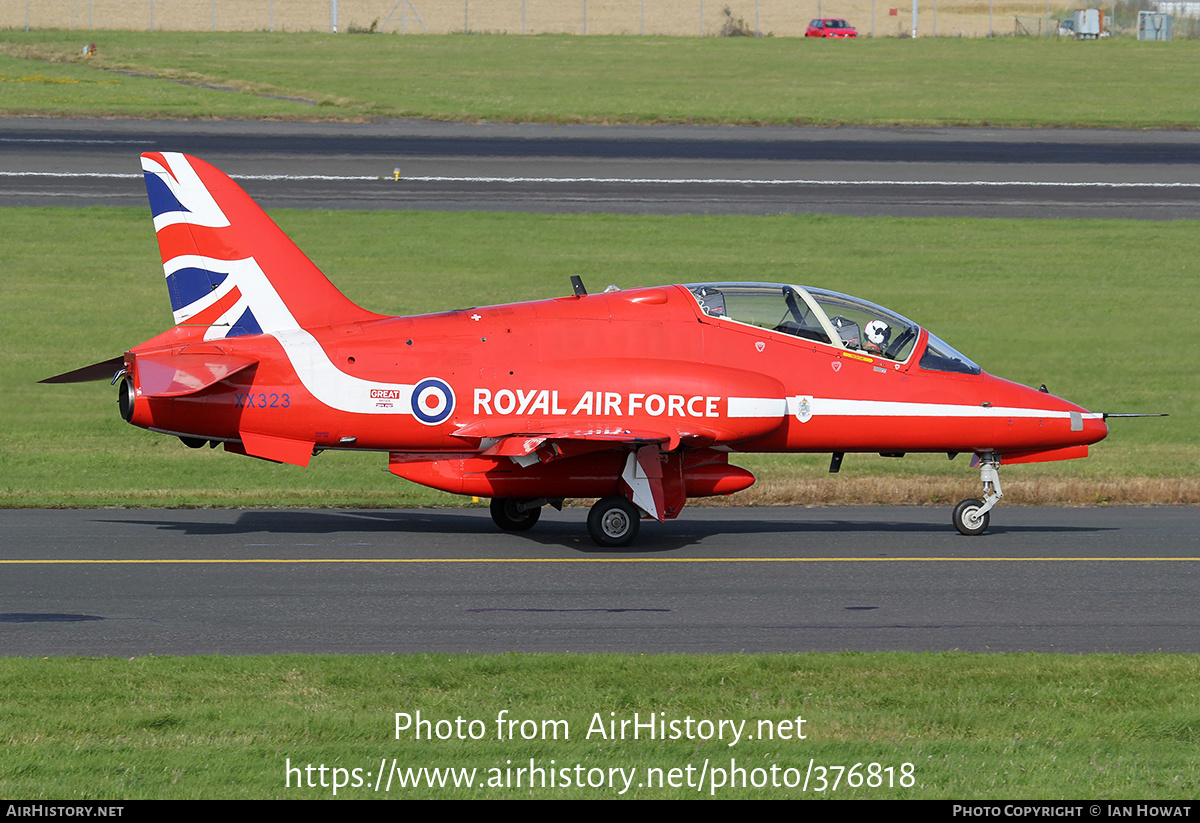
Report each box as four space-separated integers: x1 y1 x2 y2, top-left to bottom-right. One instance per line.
123 282 1107 463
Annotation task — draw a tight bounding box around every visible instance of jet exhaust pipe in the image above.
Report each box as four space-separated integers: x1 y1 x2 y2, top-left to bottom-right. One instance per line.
117 375 136 423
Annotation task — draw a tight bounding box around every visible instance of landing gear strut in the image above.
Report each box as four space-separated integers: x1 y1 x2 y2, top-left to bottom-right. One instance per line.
953 453 1002 536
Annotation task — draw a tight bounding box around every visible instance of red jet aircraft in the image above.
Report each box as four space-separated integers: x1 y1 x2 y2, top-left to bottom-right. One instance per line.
46 153 1113 547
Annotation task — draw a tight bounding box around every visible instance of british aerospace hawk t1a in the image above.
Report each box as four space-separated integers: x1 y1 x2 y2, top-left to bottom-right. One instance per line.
44 153 1117 547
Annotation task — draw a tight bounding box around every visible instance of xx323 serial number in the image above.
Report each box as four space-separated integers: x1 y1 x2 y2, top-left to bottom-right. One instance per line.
234 393 290 409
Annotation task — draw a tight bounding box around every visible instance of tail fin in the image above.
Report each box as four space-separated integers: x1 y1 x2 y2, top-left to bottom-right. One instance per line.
140 152 382 341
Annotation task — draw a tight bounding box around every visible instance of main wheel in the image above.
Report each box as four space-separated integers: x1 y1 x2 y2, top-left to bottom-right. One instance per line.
490 498 541 532
587 496 640 548
953 498 989 536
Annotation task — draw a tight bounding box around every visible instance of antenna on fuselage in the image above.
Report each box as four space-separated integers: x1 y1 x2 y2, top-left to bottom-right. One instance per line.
570 276 588 296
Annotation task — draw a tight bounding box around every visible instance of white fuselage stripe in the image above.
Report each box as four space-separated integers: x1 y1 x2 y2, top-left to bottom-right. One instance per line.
803 398 1099 420
726 396 1099 421
268 329 416 416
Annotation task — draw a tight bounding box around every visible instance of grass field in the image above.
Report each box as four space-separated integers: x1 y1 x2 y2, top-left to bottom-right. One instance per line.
2 653 1198 799
5 207 1195 508
3 32 1200 126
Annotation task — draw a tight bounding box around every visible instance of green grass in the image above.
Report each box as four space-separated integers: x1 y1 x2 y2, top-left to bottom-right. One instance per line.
3 32 1200 126
1 653 1197 799
3 207 1195 507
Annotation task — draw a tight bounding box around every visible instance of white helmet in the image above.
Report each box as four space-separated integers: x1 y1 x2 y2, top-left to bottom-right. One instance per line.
865 319 891 347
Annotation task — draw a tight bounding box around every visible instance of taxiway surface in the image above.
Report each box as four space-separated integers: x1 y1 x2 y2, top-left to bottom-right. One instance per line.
3 507 1198 656
4 118 1200 218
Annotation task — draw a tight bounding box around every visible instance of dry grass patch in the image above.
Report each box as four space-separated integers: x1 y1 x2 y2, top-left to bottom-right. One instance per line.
724 476 1200 507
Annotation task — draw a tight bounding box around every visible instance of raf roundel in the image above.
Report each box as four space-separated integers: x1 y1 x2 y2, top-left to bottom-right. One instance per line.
412 378 456 426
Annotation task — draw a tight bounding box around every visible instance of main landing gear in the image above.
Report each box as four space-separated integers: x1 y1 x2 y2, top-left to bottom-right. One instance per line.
489 496 643 548
953 453 1003 536
489 498 543 531
586 496 640 548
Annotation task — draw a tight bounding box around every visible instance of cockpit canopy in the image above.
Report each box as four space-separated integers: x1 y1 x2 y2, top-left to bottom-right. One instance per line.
687 282 980 375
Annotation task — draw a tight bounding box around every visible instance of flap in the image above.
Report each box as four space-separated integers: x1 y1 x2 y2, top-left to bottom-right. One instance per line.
455 419 722 454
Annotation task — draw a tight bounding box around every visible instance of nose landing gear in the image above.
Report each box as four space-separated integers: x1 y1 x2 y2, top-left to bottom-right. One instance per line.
953 453 1003 536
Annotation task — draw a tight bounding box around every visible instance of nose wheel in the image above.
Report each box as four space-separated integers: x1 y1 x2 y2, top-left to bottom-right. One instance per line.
953 453 1002 536
953 498 989 536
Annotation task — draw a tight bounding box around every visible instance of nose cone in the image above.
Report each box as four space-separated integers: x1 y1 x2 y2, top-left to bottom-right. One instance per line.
1081 409 1109 446
983 374 1107 452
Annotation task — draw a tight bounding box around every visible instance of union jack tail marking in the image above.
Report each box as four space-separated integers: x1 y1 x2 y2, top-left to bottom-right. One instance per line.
140 152 381 341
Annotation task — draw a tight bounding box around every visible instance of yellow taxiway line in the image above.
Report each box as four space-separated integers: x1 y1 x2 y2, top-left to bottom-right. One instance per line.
1 557 1197 565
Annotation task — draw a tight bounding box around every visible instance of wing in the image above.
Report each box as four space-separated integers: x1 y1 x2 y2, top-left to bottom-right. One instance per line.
451 421 730 522
455 419 724 460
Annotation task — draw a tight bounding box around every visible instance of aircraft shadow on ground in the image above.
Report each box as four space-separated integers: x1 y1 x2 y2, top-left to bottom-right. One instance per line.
95 509 1113 556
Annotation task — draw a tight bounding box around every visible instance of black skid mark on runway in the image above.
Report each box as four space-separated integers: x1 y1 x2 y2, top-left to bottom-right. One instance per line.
467 608 670 614
0 613 103 623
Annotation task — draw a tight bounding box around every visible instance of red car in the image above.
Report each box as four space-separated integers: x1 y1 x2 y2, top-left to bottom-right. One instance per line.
806 18 858 37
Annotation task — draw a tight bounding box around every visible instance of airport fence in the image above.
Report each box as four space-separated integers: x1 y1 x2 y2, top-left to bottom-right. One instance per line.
0 0 1189 39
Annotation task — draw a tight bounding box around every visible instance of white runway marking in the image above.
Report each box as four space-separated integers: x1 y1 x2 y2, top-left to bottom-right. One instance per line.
393 176 1200 189
0 138 149 145
0 171 374 181
2 171 1199 188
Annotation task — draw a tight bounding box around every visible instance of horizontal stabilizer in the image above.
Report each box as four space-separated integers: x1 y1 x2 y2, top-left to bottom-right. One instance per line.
39 356 125 384
132 351 258 398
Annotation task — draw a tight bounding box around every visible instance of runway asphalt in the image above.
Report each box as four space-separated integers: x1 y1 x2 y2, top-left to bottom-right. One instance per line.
2 506 1198 655
4 117 1200 217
